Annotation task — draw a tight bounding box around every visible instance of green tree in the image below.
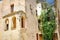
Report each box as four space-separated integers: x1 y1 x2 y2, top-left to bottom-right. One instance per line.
39 7 56 40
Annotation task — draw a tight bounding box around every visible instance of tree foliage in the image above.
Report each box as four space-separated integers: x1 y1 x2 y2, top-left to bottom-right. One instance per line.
39 7 56 40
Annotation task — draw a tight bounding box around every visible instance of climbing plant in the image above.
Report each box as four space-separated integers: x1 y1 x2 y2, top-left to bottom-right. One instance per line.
39 7 56 40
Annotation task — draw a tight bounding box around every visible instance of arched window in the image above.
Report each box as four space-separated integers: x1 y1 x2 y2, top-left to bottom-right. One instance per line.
21 16 25 28
12 16 16 30
5 19 9 31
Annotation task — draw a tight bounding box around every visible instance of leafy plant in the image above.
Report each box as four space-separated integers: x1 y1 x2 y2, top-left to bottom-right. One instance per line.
39 7 56 40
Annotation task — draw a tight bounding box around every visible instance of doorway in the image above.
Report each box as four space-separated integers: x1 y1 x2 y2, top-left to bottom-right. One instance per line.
39 34 42 40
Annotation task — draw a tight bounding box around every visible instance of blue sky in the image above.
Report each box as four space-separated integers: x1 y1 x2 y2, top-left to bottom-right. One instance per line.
46 0 54 5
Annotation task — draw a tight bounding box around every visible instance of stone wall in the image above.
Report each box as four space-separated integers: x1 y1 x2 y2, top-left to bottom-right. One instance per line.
0 0 38 40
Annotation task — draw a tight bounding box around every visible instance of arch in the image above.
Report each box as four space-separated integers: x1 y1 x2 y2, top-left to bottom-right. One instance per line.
21 16 25 28
5 19 9 31
5 19 9 24
12 16 16 30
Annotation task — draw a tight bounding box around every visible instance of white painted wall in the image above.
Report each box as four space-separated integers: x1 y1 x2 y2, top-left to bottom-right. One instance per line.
37 3 42 16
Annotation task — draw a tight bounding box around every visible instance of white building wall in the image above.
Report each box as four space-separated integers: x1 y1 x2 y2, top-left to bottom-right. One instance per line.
37 3 42 16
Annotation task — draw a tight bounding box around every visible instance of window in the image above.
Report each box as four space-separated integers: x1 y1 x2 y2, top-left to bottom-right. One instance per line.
36 10 37 16
21 16 25 28
11 16 16 30
5 19 9 31
38 19 41 23
11 4 14 12
30 4 33 14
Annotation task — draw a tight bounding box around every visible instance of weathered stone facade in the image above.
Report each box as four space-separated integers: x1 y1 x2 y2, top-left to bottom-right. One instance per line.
55 0 60 40
0 0 38 40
